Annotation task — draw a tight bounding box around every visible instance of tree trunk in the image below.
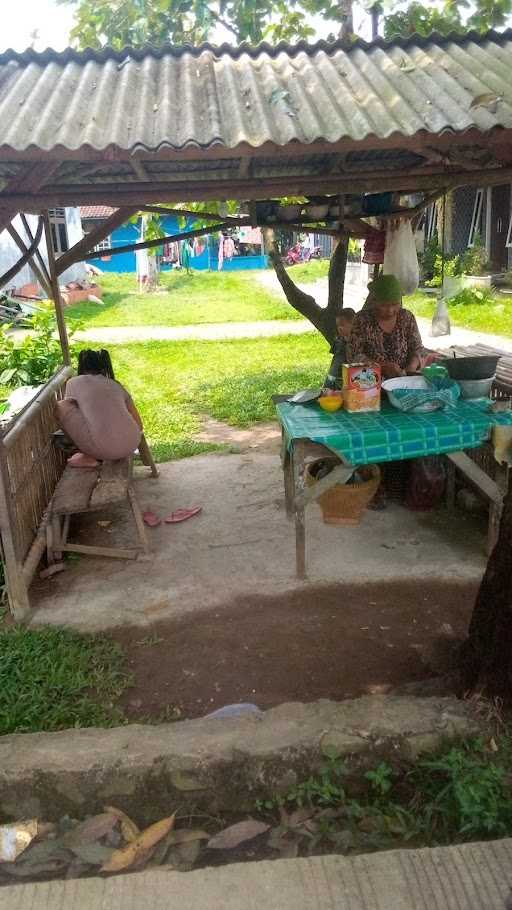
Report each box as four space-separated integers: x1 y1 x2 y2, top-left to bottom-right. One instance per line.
267 233 349 346
462 471 512 698
370 5 380 40
339 0 354 40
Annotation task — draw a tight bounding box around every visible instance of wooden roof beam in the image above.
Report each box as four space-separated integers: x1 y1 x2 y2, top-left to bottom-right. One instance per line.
6 222 52 297
4 163 512 210
130 160 150 181
0 216 43 290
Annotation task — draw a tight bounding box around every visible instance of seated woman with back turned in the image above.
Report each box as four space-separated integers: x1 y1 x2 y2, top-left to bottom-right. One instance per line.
56 349 143 468
349 274 423 379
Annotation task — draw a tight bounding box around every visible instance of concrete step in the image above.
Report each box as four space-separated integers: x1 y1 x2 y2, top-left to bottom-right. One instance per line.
3 838 512 909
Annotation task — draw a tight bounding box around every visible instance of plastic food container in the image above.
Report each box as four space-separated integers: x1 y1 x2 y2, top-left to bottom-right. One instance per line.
457 377 495 400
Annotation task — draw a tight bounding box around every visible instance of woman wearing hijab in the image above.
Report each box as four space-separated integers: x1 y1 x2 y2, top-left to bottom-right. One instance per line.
349 274 423 379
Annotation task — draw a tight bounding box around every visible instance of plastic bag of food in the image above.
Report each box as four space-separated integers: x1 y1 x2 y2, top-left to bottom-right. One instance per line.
383 220 420 296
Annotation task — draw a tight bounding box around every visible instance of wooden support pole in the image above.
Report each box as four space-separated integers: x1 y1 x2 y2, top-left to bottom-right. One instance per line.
42 211 71 366
0 439 31 620
139 204 245 223
6 223 52 297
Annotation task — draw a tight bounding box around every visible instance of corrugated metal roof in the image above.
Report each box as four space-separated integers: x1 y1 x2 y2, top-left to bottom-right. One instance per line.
80 205 116 218
0 29 511 155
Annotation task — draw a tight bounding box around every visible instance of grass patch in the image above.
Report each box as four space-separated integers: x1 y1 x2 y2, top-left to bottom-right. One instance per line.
67 271 301 328
287 259 330 284
100 333 328 461
0 626 130 734
257 733 512 853
406 290 512 337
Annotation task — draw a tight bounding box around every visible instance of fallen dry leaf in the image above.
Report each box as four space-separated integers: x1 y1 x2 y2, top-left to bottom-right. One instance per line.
207 819 269 850
101 814 175 873
69 842 115 866
104 806 140 843
167 829 210 846
470 92 502 111
167 839 202 871
64 813 117 848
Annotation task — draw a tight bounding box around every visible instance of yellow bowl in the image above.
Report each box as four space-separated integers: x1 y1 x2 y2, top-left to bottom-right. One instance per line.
318 394 343 412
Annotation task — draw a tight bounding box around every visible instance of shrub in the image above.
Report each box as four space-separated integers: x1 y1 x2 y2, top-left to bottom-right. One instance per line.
448 287 496 307
0 309 77 389
425 254 461 288
460 234 491 276
419 234 440 282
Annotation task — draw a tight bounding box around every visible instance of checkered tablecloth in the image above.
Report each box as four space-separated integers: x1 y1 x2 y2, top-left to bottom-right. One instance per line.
275 399 512 465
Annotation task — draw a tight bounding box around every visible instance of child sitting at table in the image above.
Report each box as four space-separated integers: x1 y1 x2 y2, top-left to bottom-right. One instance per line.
324 309 355 389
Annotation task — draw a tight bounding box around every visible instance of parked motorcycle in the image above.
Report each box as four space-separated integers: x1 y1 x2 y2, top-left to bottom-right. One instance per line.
283 243 322 266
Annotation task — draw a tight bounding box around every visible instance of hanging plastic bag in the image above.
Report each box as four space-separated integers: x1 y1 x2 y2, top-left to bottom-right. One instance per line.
383 220 420 296
431 297 451 337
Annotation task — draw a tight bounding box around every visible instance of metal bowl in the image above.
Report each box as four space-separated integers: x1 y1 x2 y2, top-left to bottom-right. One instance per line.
440 355 500 380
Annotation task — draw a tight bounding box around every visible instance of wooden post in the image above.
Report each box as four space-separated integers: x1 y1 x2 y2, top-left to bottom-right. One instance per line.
42 211 71 365
0 439 30 620
293 440 306 578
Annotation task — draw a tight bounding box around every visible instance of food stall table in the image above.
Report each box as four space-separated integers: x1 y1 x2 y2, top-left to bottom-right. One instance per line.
275 399 512 578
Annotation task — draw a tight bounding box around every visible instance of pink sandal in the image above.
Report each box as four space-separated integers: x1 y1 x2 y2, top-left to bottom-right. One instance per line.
164 507 202 524
142 510 161 527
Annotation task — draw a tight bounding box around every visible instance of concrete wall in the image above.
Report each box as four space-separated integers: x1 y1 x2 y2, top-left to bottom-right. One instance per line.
0 208 86 293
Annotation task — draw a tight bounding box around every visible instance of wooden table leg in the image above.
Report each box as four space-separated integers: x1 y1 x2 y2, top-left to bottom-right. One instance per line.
293 440 306 578
488 464 508 555
281 427 296 520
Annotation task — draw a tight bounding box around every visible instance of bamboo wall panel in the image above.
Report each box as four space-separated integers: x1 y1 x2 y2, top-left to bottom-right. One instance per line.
2 368 71 564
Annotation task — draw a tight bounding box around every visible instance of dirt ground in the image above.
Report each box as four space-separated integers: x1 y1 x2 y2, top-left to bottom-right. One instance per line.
112 579 477 722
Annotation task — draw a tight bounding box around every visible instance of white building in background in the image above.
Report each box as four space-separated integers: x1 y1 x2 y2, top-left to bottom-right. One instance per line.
0 207 86 292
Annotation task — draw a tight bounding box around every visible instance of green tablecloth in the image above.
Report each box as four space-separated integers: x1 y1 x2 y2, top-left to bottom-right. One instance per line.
275 399 512 466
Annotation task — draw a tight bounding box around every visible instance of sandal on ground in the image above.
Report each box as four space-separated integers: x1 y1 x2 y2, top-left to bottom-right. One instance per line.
164 507 202 524
143 510 161 527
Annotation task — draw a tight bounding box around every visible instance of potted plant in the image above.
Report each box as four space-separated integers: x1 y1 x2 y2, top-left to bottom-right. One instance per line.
460 234 492 290
442 255 463 297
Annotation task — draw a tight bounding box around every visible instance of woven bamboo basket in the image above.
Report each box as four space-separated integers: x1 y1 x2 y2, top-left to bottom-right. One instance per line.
306 459 381 526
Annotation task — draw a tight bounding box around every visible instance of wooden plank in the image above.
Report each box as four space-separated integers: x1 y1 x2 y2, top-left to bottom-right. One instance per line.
89 459 130 508
52 467 99 514
6 163 512 211
447 452 502 504
299 463 355 508
60 543 138 560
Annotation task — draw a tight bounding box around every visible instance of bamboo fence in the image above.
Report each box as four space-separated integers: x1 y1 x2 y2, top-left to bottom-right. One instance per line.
0 366 72 619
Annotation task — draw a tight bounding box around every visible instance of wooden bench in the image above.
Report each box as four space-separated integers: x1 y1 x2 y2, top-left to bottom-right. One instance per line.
46 456 150 565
